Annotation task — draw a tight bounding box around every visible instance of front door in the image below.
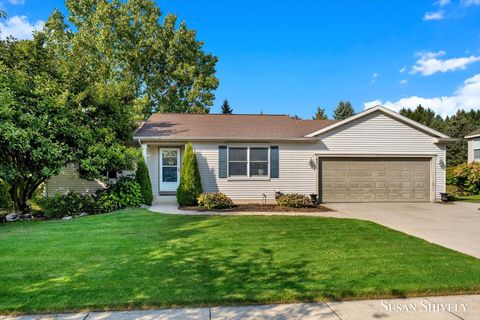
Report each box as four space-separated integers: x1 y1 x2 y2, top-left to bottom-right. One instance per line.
160 148 180 192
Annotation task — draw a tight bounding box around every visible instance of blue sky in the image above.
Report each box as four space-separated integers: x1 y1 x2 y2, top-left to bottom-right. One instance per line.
1 0 480 118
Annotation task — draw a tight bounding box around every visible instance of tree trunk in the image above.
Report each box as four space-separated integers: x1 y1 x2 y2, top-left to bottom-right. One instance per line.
8 178 39 213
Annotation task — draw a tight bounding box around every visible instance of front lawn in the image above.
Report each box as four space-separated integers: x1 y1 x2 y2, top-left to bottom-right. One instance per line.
453 194 480 203
1 210 480 314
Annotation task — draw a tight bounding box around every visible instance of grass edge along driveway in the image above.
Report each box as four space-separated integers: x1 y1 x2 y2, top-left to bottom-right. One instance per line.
0 209 479 314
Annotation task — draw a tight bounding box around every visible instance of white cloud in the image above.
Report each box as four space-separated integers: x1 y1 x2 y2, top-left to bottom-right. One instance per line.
423 11 444 20
436 0 450 6
410 51 480 76
364 73 480 117
399 79 408 85
0 15 44 40
399 66 406 73
463 0 480 5
370 72 378 84
8 0 26 5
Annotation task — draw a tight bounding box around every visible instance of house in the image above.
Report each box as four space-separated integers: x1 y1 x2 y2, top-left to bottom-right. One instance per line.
44 163 106 197
133 105 453 203
44 165 134 197
465 129 480 163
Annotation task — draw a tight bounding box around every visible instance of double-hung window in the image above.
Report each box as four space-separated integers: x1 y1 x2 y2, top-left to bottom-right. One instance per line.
474 139 480 160
228 147 269 177
249 148 268 176
228 147 248 176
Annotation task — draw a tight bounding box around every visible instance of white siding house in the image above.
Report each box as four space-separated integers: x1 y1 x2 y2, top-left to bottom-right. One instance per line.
135 106 453 204
466 129 480 163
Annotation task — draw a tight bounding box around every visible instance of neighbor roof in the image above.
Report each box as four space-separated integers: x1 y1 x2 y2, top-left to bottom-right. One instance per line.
134 113 337 141
465 128 480 139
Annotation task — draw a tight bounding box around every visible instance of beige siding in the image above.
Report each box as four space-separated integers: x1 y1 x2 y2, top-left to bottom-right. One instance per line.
146 145 160 198
145 110 448 202
45 164 104 197
193 142 318 202
468 140 474 163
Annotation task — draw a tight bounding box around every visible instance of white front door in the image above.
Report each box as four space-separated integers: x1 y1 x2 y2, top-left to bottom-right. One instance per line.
160 148 180 192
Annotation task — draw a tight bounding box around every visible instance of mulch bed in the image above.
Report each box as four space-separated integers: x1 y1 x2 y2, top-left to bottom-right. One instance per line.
179 203 331 212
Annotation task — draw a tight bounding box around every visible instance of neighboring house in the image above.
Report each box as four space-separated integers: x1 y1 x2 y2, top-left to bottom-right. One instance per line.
465 129 480 163
45 164 134 197
45 163 106 197
133 105 454 203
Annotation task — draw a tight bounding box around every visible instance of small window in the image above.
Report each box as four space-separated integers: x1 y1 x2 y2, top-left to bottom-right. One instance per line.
475 139 480 160
475 149 480 160
228 147 248 176
107 171 118 179
250 148 268 176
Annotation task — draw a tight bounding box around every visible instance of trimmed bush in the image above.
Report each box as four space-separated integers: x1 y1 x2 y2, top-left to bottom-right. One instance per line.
97 177 143 212
198 192 233 210
40 191 94 218
448 162 480 195
277 193 310 208
135 158 153 205
177 143 203 206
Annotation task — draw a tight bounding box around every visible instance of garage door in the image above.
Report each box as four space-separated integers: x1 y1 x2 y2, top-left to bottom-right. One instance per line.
320 158 431 202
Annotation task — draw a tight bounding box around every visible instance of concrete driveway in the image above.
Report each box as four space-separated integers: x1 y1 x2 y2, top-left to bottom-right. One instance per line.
325 201 480 259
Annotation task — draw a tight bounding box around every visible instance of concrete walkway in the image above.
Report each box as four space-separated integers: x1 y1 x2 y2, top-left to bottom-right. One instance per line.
2 295 478 319
148 203 348 218
325 201 480 259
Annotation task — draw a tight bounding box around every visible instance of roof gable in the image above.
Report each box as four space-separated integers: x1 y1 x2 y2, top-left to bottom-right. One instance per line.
305 105 450 139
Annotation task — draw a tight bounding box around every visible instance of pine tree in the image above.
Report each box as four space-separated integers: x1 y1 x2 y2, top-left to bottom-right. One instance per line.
176 143 203 205
221 100 233 114
313 107 328 120
333 100 355 120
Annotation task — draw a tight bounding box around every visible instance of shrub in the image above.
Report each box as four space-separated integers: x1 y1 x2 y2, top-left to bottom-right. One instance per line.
135 157 153 205
40 178 143 218
197 192 233 210
177 143 203 206
40 191 87 218
97 177 143 212
449 162 480 195
277 193 310 208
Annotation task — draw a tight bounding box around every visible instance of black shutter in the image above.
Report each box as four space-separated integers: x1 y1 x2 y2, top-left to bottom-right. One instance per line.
219 146 227 178
270 146 279 178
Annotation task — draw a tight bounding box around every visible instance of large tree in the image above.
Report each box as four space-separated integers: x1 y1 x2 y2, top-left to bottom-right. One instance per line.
399 105 445 133
65 0 219 119
0 26 136 212
444 110 480 166
312 107 328 120
221 100 233 114
399 106 480 166
333 100 354 120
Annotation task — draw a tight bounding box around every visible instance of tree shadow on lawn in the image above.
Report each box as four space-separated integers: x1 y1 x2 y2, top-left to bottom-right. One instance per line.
2 212 479 313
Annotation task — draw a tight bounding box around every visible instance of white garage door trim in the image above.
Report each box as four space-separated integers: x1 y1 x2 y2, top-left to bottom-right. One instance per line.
316 154 436 203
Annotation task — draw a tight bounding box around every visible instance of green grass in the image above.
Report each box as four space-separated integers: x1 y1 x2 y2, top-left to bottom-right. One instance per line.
1 209 480 314
453 194 480 203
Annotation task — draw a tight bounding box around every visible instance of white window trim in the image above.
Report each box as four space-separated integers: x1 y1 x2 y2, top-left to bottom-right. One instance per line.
227 146 270 181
